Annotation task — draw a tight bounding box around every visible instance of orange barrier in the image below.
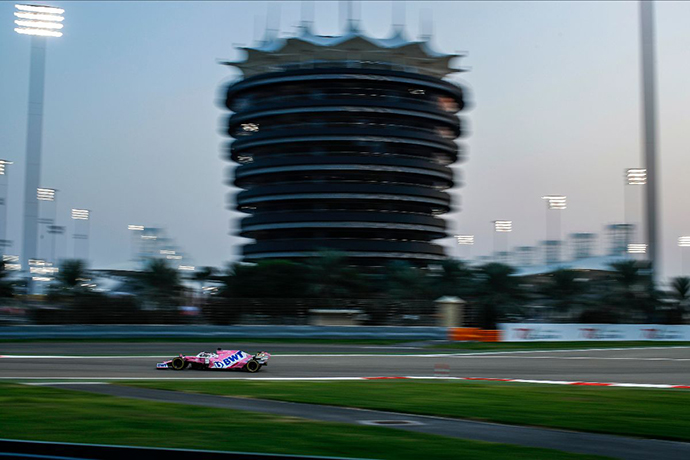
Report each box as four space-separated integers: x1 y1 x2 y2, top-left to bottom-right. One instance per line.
448 328 501 342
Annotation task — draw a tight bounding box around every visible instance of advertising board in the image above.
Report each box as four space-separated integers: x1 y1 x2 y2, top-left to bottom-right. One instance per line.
498 323 690 341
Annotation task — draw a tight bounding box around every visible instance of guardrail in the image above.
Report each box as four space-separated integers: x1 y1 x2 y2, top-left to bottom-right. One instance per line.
0 439 369 460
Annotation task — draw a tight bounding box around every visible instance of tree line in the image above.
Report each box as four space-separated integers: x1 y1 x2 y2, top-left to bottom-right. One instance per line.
0 253 688 325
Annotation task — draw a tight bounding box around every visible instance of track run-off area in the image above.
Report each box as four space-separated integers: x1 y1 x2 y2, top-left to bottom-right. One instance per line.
1 343 689 386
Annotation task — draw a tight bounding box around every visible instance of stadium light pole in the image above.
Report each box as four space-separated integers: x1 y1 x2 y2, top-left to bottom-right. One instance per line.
624 168 646 238
627 243 647 257
541 195 566 239
128 224 144 262
625 168 647 263
640 0 659 283
492 221 512 263
678 236 690 274
14 4 64 291
71 208 90 260
626 168 647 185
454 234 474 260
542 195 566 265
37 187 57 263
0 160 14 257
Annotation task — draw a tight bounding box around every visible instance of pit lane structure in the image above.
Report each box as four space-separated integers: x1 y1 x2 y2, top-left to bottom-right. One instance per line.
222 25 468 265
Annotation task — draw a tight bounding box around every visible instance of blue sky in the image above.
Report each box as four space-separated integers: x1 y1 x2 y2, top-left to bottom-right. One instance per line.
1 1 689 280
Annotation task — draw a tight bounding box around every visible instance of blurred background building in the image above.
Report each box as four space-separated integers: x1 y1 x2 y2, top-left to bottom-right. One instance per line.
223 22 468 266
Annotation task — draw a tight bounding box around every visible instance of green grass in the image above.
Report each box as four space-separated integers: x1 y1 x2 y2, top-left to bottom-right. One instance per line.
0 383 605 460
124 380 690 442
430 341 690 351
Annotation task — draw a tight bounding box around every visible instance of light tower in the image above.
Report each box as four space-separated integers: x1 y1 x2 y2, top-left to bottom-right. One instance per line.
14 4 64 287
541 195 566 265
37 187 57 263
639 1 659 281
624 168 646 262
627 243 647 256
454 234 474 260
678 236 690 274
0 160 14 257
71 208 90 260
492 220 512 263
128 224 145 263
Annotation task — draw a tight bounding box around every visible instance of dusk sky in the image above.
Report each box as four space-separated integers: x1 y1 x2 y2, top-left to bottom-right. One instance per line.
2 1 690 281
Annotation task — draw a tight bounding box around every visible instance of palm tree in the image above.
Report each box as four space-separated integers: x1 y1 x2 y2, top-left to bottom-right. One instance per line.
193 266 215 294
671 277 690 302
475 263 520 328
480 263 517 295
384 261 434 300
305 251 369 300
222 260 307 299
0 260 13 298
544 269 584 319
435 259 475 298
141 259 182 306
610 260 639 292
609 260 657 322
56 259 87 290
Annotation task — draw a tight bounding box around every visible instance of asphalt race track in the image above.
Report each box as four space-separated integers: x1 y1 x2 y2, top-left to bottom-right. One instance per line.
1 343 689 385
3 342 690 460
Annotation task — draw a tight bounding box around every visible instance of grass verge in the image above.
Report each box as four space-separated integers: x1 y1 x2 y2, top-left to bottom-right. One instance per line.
124 380 690 442
0 383 605 460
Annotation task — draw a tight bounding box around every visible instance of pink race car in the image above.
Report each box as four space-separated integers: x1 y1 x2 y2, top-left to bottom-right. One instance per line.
156 348 270 373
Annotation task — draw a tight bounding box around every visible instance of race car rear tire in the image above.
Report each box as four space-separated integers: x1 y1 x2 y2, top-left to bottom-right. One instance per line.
245 359 261 373
171 357 187 370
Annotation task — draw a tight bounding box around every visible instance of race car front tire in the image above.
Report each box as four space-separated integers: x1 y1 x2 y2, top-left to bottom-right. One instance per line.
171 357 187 370
244 359 261 373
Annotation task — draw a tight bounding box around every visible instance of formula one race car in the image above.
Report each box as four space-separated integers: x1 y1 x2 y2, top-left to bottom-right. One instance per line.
156 349 270 373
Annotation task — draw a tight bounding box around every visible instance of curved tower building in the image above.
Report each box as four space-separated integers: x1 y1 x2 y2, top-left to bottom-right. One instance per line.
222 26 467 265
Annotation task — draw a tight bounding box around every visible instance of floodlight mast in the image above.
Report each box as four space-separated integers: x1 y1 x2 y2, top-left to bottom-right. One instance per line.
679 236 690 274
14 4 64 291
541 195 566 264
71 208 90 260
454 234 474 260
640 1 659 282
492 221 512 260
0 161 13 257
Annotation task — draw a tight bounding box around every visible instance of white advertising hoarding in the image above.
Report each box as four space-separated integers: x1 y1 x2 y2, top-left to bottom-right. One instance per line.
498 323 690 342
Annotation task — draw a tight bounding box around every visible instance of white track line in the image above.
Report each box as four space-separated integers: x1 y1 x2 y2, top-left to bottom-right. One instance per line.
448 356 690 361
7 375 690 389
26 381 108 385
3 376 370 381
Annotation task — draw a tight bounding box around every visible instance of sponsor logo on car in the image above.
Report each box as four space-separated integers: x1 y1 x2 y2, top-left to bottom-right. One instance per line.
213 351 245 368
